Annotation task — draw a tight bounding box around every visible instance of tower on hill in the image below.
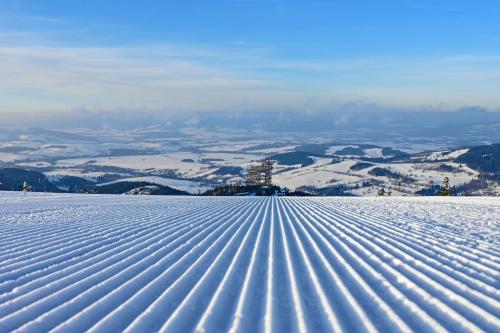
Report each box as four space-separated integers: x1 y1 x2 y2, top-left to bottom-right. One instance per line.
246 157 275 186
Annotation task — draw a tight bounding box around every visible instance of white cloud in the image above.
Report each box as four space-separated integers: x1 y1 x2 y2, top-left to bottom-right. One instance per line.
0 44 288 112
1 37 500 113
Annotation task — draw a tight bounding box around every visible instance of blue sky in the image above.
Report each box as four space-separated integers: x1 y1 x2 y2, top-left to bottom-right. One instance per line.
1 0 500 114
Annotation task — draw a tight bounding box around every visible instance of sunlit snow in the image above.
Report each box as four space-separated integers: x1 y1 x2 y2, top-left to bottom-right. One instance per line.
0 192 499 332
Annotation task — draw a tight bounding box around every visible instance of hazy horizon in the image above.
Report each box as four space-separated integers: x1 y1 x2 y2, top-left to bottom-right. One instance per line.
1 0 500 119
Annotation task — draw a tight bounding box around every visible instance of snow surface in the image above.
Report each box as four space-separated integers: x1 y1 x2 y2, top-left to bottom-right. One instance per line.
0 153 19 163
363 148 384 158
273 159 361 191
325 145 358 155
97 176 211 194
54 152 261 179
425 149 470 161
0 192 499 332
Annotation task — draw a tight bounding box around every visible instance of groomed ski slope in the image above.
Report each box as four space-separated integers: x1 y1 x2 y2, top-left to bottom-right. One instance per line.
0 192 499 333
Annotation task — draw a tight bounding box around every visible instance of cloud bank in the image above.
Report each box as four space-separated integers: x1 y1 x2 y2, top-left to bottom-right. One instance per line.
1 35 500 114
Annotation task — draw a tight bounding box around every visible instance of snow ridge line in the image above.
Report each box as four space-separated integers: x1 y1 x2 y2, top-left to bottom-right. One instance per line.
294 199 497 332
0 193 498 333
0 198 243 310
2 199 253 332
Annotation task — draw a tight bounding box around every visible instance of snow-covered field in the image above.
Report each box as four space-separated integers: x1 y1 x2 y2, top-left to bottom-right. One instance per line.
0 192 499 332
96 176 211 194
1 126 488 195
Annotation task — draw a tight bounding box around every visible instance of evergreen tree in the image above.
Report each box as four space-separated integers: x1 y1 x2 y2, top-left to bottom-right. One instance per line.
20 181 30 192
437 177 452 196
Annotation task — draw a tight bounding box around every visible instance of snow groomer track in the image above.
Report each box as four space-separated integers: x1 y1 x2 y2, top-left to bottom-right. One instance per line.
0 193 499 333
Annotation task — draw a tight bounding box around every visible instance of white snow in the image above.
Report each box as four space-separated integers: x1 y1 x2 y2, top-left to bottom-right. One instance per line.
199 143 257 152
44 171 123 181
273 159 361 191
0 192 498 332
55 154 203 170
377 163 478 187
425 148 470 161
363 148 384 158
325 145 358 155
249 145 297 154
54 152 260 179
97 176 211 194
16 162 52 168
0 152 20 162
445 148 470 159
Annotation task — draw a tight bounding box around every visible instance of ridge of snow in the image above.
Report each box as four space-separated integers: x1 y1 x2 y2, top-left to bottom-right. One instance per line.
0 193 498 332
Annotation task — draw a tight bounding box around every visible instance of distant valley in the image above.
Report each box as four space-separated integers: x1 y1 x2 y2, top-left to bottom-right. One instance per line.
1 123 499 196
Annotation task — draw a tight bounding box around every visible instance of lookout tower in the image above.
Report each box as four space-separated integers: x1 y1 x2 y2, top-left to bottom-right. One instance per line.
246 157 275 186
